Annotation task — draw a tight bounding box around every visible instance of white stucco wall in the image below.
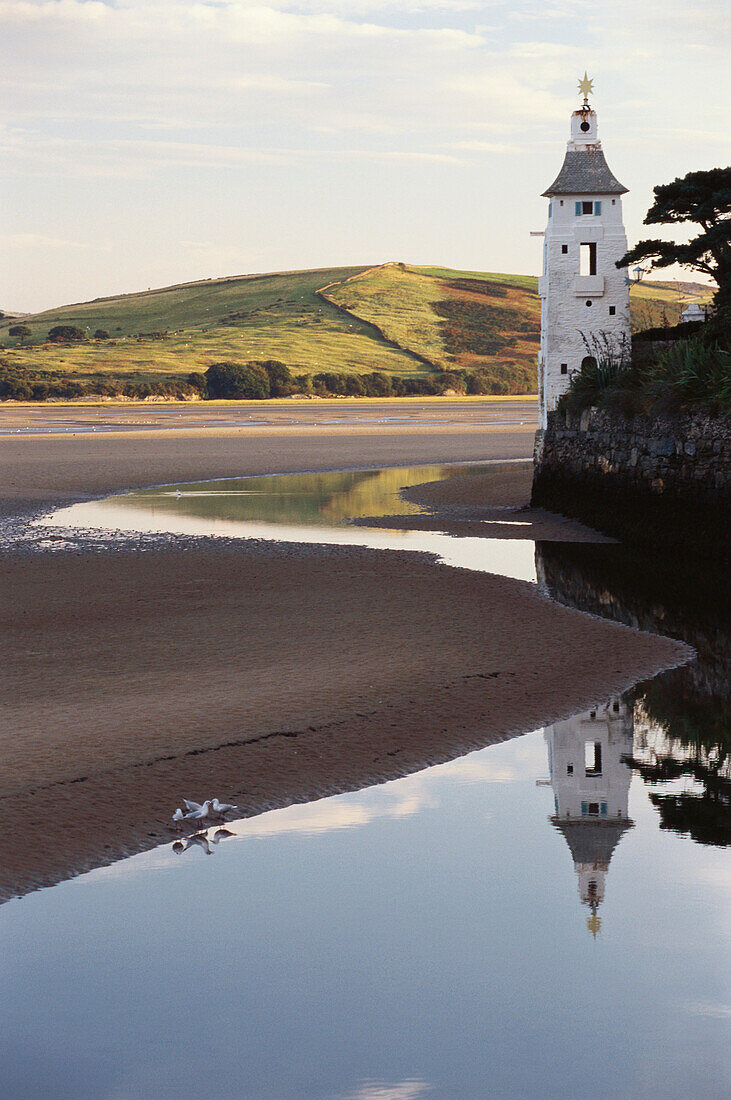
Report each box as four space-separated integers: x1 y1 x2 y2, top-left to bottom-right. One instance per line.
545 699 634 823
538 109 631 428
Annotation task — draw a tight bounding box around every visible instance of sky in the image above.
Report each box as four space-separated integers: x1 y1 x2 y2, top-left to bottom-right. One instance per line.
1 0 728 313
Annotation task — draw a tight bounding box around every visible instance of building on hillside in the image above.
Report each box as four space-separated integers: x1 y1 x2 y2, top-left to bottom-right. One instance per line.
537 76 631 428
544 697 634 937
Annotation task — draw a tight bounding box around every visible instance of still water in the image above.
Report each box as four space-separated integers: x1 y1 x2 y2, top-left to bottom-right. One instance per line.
8 465 730 1098
38 463 538 581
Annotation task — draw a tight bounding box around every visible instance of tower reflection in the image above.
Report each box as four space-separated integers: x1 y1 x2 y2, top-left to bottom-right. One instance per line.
545 697 634 935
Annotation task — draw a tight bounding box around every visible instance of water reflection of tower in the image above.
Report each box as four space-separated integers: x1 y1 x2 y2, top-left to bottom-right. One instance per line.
545 698 634 936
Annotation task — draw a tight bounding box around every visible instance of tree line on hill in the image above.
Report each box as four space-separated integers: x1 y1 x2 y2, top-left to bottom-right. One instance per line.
0 356 535 402
201 360 533 400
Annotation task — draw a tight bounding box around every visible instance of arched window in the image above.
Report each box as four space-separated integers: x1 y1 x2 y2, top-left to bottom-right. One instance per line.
581 355 598 371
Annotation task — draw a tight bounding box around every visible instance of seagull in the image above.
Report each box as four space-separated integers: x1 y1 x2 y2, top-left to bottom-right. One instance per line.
183 798 203 813
185 799 213 823
172 807 186 823
175 489 182 499
211 798 238 816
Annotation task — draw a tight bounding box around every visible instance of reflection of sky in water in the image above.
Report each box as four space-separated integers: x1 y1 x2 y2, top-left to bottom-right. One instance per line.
39 464 539 582
2 726 729 1098
22 465 730 1094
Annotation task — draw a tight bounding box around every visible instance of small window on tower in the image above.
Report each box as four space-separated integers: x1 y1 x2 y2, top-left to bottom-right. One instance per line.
560 363 568 375
548 202 553 217
609 305 616 316
561 244 568 254
580 242 597 276
582 201 593 215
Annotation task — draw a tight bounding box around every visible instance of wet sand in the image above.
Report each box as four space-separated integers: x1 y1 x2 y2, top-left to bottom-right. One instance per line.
0 407 690 899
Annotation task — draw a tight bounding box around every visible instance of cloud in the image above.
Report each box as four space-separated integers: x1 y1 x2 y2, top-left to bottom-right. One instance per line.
448 140 520 153
2 0 728 311
338 1080 433 1100
0 233 88 249
685 1001 731 1020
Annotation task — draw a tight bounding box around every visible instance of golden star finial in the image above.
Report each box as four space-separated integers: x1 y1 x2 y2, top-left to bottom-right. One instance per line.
578 71 594 101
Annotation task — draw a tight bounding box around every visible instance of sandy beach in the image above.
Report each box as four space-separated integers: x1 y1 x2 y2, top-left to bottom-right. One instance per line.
0 401 690 899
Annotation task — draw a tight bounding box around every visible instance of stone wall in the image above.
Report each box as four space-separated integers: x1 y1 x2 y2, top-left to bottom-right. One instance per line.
532 407 730 557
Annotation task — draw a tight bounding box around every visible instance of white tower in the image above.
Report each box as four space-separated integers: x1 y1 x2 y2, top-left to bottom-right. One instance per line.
538 76 631 428
544 697 634 936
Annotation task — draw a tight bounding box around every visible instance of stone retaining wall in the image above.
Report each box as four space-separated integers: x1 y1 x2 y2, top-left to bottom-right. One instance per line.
532 408 730 557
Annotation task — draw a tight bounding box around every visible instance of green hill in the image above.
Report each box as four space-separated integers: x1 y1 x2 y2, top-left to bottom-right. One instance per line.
0 263 714 400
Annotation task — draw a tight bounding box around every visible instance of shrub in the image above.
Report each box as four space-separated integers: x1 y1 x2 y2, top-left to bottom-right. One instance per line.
361 372 393 397
204 361 271 400
343 374 365 396
47 325 88 343
648 337 731 413
560 318 731 416
94 329 110 340
186 372 206 393
256 360 293 397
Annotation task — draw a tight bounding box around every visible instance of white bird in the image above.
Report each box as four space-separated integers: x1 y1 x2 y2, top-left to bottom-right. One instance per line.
172 807 186 823
182 798 203 813
186 800 213 822
175 489 182 499
211 798 238 816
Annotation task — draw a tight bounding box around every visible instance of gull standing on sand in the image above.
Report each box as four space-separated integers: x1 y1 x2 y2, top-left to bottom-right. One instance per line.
211 798 239 816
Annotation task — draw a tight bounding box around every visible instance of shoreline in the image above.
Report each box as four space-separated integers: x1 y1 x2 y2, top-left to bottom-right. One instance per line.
0 413 691 901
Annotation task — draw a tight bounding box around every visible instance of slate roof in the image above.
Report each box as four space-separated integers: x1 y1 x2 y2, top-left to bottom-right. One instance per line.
543 148 628 197
553 819 632 866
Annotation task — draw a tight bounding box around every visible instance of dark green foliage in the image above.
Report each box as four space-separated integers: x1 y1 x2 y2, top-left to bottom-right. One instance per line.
0 361 85 400
47 324 88 343
186 372 206 393
561 314 731 416
360 372 393 397
204 361 271 400
94 329 110 340
258 360 293 397
618 167 731 310
633 320 705 342
0 358 206 402
9 324 31 345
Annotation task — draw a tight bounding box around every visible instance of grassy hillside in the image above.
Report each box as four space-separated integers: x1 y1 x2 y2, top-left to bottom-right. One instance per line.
0 267 428 383
629 279 714 331
0 263 715 399
321 263 540 389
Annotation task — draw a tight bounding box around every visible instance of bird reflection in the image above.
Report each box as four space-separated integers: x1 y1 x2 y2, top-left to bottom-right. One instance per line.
172 828 235 856
544 696 634 935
